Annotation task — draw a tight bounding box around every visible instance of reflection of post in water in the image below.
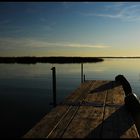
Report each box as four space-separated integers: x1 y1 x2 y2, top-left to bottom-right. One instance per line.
51 67 56 107
81 63 83 83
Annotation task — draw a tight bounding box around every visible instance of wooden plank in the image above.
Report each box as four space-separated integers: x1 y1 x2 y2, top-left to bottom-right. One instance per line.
46 81 104 138
62 106 104 138
85 80 110 103
61 81 110 138
23 105 69 138
101 81 139 138
64 80 93 102
47 106 79 138
23 80 94 138
23 80 139 138
105 81 124 105
101 106 139 138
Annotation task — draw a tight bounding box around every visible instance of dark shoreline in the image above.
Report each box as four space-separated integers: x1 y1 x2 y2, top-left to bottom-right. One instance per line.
0 56 140 64
0 56 104 64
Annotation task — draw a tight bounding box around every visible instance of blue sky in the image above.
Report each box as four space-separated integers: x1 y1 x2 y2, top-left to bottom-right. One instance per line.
1 2 140 56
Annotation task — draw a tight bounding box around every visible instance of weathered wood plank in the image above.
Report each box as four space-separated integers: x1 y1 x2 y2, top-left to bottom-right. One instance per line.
23 80 94 138
62 106 104 138
105 81 124 105
101 81 139 138
23 80 139 138
85 80 110 103
64 80 93 102
47 106 79 138
61 81 110 138
47 80 106 138
23 105 69 138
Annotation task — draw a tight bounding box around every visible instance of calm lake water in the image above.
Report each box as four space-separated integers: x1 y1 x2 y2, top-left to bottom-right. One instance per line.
1 58 140 137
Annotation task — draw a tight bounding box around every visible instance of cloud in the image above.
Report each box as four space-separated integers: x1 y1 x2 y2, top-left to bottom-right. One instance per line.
0 37 111 51
81 3 140 21
29 41 110 48
55 43 110 48
118 4 140 21
83 13 122 19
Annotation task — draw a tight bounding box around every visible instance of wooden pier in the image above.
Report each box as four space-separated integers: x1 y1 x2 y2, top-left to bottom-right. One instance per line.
23 80 140 138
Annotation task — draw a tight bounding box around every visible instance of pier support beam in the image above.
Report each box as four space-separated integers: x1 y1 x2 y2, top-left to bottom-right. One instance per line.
81 63 83 83
51 67 56 107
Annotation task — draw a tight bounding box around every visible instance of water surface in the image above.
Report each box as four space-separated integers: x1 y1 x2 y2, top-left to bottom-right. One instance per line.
0 58 140 137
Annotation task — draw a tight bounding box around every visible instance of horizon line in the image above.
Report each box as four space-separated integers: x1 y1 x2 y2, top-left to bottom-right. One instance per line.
1 56 140 58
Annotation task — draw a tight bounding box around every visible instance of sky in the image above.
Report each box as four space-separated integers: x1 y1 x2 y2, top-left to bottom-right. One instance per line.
1 2 140 57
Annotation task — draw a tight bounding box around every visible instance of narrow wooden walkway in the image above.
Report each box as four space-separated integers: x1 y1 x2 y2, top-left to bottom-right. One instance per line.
23 80 140 138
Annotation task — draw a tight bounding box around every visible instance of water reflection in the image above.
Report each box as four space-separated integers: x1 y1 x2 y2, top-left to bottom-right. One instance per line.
0 58 140 137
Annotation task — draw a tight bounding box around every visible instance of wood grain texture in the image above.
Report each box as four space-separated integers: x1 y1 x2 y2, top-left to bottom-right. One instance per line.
101 81 139 138
23 80 139 138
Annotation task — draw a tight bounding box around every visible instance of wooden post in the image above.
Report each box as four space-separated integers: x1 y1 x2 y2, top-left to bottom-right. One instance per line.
51 67 56 107
81 63 83 83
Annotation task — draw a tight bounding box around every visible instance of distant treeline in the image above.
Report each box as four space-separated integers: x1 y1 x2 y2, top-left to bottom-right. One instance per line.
0 57 104 64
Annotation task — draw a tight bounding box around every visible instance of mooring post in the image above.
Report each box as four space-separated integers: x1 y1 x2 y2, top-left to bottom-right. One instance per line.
81 63 83 83
51 67 56 107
